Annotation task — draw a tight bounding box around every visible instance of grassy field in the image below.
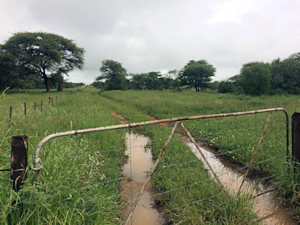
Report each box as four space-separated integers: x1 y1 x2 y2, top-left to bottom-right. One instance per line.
0 88 126 224
101 89 300 220
2 87 300 224
0 87 258 224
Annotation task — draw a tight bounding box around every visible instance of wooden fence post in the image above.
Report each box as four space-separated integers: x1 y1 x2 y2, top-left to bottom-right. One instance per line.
11 136 28 191
41 100 43 112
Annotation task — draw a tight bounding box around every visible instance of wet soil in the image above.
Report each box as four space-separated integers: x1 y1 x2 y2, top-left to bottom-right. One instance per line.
113 112 295 224
146 113 295 225
122 132 164 225
187 143 295 225
110 111 164 225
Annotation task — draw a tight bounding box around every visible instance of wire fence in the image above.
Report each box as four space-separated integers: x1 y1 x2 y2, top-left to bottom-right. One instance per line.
1 106 299 224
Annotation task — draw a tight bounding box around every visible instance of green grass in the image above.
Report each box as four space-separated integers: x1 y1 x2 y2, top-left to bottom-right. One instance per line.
0 88 126 224
101 89 300 221
2 87 298 224
98 94 258 224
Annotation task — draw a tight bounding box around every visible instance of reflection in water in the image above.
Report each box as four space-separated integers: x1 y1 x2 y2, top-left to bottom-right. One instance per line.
122 133 164 225
187 143 295 225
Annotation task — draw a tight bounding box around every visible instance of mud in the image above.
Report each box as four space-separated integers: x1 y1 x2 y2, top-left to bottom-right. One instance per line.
122 132 164 225
187 143 295 225
114 112 295 224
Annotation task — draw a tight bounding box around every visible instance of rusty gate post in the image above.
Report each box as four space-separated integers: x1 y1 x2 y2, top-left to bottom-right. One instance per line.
11 136 28 191
292 113 300 163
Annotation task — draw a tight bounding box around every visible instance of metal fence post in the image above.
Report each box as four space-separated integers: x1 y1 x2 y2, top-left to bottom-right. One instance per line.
11 136 28 191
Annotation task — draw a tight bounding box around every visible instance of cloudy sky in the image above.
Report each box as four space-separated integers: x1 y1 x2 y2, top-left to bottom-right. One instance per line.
0 0 299 83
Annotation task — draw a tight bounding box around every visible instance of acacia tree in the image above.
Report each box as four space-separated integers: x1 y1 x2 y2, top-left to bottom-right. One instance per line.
1 32 84 92
96 59 127 90
179 60 215 92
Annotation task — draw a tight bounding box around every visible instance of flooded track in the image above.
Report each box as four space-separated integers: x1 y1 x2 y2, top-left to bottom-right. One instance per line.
112 112 295 224
187 143 295 225
122 132 164 225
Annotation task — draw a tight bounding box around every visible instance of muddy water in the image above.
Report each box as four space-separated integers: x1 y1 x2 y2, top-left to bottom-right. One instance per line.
122 132 164 225
187 143 295 225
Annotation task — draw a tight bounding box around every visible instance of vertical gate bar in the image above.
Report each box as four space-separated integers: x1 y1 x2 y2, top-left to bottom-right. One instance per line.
124 122 179 225
180 122 228 196
11 136 28 191
237 112 272 195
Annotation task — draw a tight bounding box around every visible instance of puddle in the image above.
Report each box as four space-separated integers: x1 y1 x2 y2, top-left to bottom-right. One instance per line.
187 143 295 225
122 132 164 225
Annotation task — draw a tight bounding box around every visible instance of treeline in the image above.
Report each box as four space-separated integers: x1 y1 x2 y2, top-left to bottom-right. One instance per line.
217 53 300 95
93 53 300 96
92 59 214 92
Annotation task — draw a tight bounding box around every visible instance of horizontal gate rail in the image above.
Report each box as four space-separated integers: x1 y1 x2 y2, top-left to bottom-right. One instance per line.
33 107 289 182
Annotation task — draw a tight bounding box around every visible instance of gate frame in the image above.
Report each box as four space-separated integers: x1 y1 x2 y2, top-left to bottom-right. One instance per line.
33 107 289 182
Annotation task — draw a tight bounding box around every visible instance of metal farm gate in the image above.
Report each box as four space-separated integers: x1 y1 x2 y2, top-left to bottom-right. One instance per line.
6 107 297 224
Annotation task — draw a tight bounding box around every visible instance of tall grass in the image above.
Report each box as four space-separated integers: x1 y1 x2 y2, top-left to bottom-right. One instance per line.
98 94 258 224
0 88 125 224
102 89 300 221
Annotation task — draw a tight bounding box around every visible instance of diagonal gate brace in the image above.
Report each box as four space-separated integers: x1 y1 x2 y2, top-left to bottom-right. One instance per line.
124 122 179 225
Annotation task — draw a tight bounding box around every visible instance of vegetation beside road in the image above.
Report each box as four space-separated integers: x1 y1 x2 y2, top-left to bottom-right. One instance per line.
102 89 300 221
0 88 125 224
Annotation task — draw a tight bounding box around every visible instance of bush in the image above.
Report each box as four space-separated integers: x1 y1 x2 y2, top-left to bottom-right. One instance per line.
218 81 234 93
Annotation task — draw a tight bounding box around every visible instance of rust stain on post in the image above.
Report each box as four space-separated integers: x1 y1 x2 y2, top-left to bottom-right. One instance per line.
11 136 28 191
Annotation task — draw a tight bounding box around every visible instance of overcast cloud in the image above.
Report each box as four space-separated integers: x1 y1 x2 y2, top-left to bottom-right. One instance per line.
0 0 299 83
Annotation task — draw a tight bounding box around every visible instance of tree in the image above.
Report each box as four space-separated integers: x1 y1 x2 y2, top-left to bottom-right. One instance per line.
1 32 84 92
270 58 285 92
239 62 271 95
96 59 127 90
270 53 300 94
179 60 215 92
218 80 234 93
